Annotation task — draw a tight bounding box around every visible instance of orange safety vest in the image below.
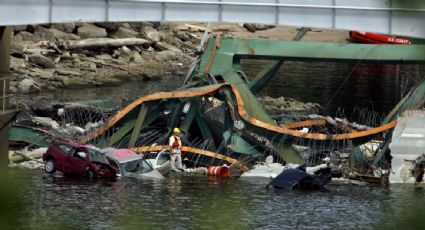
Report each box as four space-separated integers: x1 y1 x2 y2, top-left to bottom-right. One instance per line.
172 136 180 148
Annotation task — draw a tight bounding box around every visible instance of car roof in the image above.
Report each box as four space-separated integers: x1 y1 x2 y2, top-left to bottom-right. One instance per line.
102 148 143 164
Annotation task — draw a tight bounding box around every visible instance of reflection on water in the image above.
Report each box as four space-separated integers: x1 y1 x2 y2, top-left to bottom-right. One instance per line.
9 169 425 229
27 75 185 103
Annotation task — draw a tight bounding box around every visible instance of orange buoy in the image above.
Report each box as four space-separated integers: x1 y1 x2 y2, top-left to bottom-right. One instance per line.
207 166 231 177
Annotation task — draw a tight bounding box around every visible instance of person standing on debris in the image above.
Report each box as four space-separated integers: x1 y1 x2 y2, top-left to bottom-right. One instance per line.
169 128 184 172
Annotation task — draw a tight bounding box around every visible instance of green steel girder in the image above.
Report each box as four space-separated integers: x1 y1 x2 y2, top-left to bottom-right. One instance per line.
198 37 425 125
128 104 149 148
108 119 136 147
248 61 283 93
222 71 274 124
248 28 310 93
9 126 51 148
200 38 425 73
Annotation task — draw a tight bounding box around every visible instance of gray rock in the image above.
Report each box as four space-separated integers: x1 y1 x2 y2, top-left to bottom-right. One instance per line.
174 31 190 41
77 24 107 39
95 54 112 60
128 22 154 32
18 77 39 93
51 23 76 33
153 42 182 52
11 25 28 32
13 31 34 42
131 51 143 63
10 56 26 71
28 54 55 68
182 41 198 51
142 26 161 42
121 23 132 29
95 22 120 31
55 75 89 87
155 50 180 62
173 38 184 49
33 26 80 41
29 68 55 79
110 26 139 39
119 46 132 56
55 69 82 76
243 23 256 32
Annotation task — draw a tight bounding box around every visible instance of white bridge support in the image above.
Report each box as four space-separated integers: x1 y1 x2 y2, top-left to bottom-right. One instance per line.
0 0 425 38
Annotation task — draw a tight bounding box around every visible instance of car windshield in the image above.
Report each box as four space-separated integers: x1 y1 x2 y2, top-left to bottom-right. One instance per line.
121 159 153 176
87 148 109 164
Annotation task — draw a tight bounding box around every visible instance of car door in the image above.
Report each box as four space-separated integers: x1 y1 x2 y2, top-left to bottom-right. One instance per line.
65 148 89 176
55 144 77 173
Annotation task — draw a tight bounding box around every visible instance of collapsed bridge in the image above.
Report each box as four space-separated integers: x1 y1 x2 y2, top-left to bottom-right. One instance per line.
9 36 425 176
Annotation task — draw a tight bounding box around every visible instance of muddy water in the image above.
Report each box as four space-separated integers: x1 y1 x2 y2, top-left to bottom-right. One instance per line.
9 169 425 229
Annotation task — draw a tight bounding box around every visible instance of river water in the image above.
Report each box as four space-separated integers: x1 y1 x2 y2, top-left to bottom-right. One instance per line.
8 169 425 229
11 61 425 229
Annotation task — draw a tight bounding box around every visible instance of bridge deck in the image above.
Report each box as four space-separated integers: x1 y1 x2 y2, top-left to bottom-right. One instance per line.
1 0 425 38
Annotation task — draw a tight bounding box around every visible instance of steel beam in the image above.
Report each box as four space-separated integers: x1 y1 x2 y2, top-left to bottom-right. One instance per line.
1 0 425 38
248 27 310 93
128 104 149 148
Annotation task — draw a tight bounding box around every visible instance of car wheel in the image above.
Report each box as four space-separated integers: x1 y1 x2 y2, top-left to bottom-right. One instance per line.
44 159 56 174
86 168 94 179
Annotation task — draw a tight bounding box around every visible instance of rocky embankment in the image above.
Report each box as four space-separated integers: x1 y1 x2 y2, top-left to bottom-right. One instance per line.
9 22 348 94
9 22 206 93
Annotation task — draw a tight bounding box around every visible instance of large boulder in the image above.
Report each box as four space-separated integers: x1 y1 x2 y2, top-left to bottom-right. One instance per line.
11 25 28 33
142 26 161 42
18 77 40 93
33 26 80 41
51 23 76 33
153 42 182 52
95 22 120 31
110 26 139 39
155 50 180 62
28 68 55 80
77 24 107 39
28 54 55 68
13 31 34 42
55 75 90 88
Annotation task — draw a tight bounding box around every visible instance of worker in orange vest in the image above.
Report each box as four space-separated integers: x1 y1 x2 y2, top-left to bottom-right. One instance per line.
169 127 184 172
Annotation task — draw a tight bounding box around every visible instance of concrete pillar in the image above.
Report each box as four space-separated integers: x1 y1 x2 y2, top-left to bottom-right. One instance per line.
0 26 13 165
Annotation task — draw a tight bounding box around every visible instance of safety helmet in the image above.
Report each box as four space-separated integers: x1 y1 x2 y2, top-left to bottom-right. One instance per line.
173 127 181 133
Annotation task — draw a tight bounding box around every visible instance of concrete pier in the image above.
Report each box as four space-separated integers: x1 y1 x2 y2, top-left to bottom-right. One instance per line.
0 26 15 165
389 110 425 183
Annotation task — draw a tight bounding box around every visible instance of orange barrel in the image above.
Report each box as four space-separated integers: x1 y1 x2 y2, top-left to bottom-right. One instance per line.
207 166 231 177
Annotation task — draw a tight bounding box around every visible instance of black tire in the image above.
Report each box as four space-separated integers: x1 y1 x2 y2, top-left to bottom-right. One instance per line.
44 159 56 174
86 168 94 179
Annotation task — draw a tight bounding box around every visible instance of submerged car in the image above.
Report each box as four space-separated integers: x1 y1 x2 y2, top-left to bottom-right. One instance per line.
267 164 332 190
42 141 117 178
101 148 164 179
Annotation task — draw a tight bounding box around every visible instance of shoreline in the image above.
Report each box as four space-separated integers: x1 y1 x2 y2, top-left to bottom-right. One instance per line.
9 22 349 94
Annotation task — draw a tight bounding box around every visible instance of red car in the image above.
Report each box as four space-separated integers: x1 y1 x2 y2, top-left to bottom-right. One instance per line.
42 141 117 178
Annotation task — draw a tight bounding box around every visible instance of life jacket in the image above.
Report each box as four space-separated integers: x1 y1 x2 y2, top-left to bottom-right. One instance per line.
172 136 180 148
